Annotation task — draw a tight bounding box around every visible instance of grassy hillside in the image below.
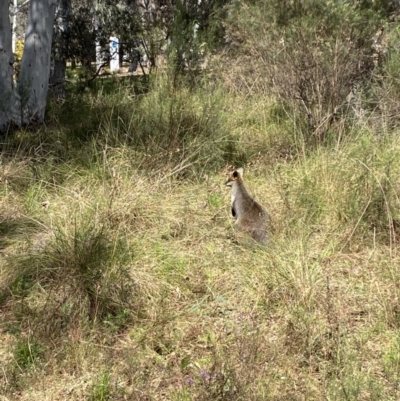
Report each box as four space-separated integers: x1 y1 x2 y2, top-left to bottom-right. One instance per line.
2 1 400 398
1 70 400 400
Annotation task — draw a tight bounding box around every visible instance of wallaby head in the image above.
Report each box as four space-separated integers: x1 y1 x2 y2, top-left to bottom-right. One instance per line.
225 167 244 187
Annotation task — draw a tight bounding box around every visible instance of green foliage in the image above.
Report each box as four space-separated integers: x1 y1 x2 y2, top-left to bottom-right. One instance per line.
89 371 112 401
369 24 400 130
12 40 24 81
14 338 43 369
9 273 35 298
62 0 228 79
385 31 400 83
14 40 24 63
196 0 229 52
383 335 400 386
357 0 400 18
154 0 230 75
226 0 384 145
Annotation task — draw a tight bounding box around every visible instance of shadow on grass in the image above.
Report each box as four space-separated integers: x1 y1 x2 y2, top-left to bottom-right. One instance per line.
0 215 40 251
0 216 43 307
0 74 149 152
0 70 242 182
53 74 150 143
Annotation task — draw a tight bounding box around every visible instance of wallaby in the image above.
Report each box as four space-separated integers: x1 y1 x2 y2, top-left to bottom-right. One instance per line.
225 167 269 245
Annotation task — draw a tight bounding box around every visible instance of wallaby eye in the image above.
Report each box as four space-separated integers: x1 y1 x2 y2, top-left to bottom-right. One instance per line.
233 171 238 178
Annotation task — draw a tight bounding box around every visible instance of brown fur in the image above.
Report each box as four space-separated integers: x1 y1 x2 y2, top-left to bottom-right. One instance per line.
225 168 269 245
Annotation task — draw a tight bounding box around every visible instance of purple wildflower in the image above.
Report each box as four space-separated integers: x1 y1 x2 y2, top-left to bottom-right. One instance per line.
200 370 211 381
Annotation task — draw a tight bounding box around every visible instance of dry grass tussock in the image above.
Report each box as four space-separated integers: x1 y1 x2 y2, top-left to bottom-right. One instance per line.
1 125 400 400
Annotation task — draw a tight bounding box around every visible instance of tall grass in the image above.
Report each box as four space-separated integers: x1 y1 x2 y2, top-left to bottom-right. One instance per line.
3 11 400 399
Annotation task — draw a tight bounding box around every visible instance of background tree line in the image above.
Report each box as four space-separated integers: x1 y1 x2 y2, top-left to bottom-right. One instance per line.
0 0 228 134
1 0 400 136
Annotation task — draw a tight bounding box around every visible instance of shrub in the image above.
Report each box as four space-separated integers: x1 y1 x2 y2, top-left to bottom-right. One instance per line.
3 218 139 342
225 0 384 145
369 24 400 131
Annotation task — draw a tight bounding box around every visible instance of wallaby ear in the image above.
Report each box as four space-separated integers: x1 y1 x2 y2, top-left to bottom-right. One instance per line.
236 167 244 177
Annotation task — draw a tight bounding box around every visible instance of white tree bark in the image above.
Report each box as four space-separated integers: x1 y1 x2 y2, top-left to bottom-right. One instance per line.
17 0 57 125
0 0 16 133
12 0 18 53
0 0 57 133
95 0 102 72
11 0 31 54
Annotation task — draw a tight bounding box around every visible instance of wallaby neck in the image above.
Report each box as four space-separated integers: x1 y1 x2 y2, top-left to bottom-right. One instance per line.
231 180 251 206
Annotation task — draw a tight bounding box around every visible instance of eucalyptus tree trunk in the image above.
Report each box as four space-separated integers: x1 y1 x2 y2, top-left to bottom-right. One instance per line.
49 0 71 99
18 0 57 124
0 0 57 133
95 0 102 73
0 0 16 133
